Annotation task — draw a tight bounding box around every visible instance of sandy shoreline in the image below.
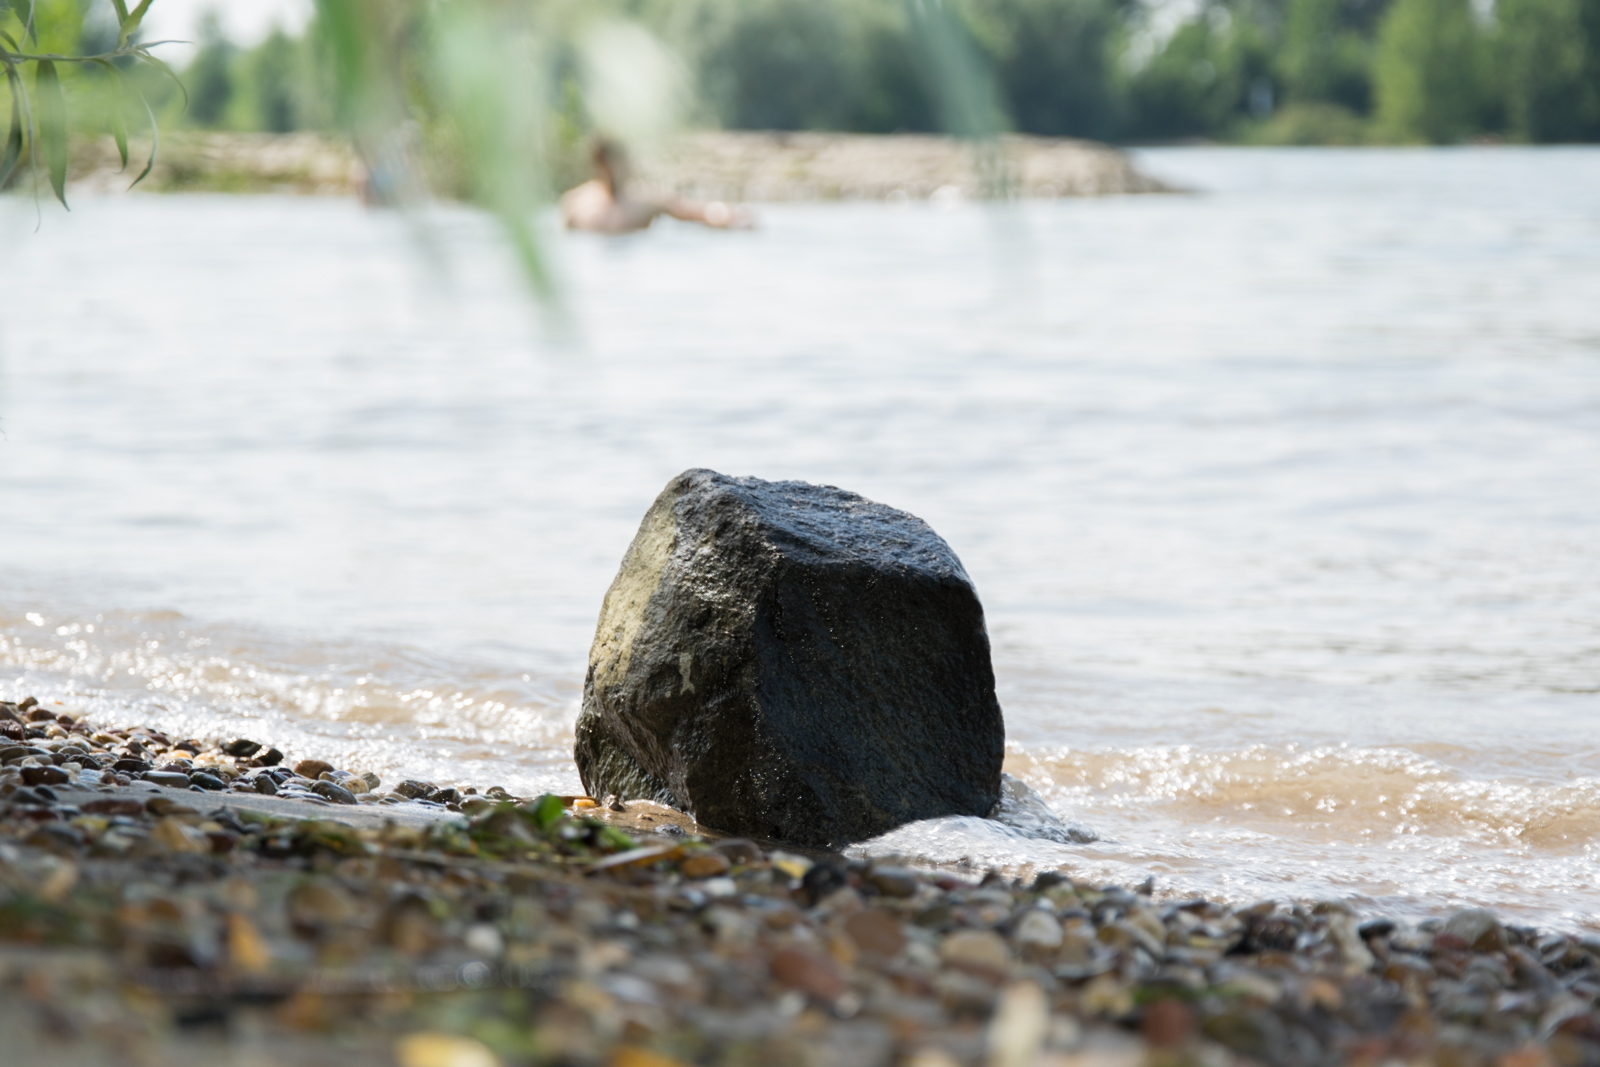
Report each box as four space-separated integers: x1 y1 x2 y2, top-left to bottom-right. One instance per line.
4 696 1600 1067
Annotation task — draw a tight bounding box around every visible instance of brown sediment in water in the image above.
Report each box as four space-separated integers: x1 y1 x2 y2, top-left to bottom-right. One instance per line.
56 130 1173 201
2 695 1596 1067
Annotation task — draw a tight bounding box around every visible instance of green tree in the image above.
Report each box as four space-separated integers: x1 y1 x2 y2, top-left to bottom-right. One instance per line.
1284 0 1341 99
1282 0 1374 110
1373 0 1484 141
1127 11 1275 139
693 0 863 130
849 5 936 132
1496 0 1599 140
241 27 301 132
184 11 234 127
659 0 972 135
985 0 1124 138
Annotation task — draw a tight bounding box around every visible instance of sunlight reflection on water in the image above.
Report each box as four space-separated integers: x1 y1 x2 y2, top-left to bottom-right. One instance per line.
3 147 1599 926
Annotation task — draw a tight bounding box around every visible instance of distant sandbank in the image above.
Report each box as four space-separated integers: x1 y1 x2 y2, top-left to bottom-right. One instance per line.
57 129 1173 202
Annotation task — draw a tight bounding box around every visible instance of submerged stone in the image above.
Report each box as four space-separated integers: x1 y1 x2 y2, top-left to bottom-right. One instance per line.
574 468 1005 850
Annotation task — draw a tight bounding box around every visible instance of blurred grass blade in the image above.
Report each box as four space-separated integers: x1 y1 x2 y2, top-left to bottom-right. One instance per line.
34 58 67 208
2 66 23 188
501 215 553 300
901 0 1013 198
902 0 1007 139
93 59 131 169
315 0 377 131
431 7 556 301
307 1 566 304
314 0 411 153
578 20 688 148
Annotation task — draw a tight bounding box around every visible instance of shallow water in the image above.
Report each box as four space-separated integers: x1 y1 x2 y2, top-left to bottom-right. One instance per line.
3 146 1599 928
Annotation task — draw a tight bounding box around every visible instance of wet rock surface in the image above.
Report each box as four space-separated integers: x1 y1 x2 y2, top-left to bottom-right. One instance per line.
5 694 1600 1067
575 469 1006 851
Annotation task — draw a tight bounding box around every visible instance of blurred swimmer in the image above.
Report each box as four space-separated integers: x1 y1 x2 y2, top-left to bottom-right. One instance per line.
560 137 753 234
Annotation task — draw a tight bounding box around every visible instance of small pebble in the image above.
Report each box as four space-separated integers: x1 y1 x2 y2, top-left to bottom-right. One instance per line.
311 780 357 805
294 759 334 780
1445 907 1504 952
712 838 762 864
680 852 731 879
1015 909 1065 952
21 765 69 787
941 929 1011 976
867 864 919 898
80 798 143 816
144 771 191 789
150 816 207 853
770 946 848 1002
844 908 907 957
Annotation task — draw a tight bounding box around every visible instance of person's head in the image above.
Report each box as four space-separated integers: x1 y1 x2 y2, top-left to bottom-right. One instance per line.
592 136 631 197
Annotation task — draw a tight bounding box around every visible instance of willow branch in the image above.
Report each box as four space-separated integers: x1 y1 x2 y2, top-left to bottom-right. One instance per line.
0 41 183 65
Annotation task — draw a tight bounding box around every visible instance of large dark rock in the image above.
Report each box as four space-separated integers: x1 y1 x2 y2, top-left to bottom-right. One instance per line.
574 469 1004 850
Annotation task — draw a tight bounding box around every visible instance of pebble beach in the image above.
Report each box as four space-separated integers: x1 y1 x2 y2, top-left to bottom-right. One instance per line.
5 694 1600 1067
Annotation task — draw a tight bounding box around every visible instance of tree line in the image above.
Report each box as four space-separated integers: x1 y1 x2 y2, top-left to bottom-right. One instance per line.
12 0 1600 175
172 0 1600 145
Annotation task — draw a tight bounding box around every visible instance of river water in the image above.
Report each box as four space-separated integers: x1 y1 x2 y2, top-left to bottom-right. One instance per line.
3 147 1598 929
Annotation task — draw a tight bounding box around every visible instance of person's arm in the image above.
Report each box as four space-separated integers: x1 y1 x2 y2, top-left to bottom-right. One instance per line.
661 197 755 229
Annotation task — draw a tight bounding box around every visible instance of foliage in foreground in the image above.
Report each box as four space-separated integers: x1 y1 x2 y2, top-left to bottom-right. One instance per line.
0 0 178 206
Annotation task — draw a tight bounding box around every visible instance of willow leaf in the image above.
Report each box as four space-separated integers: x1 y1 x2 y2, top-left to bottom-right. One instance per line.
109 95 129 171
2 67 23 188
12 0 35 45
89 59 131 169
35 58 66 208
118 0 153 49
128 83 158 189
135 49 188 108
